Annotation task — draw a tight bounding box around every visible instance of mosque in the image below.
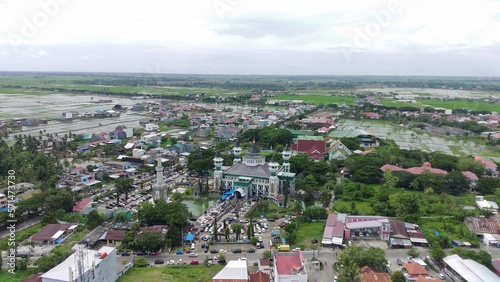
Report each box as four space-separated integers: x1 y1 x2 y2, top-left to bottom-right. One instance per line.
213 142 296 206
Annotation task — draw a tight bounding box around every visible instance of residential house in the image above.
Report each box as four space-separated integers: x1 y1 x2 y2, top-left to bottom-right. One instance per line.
326 140 352 160
402 262 441 281
258 258 270 273
359 266 391 282
249 271 270 282
190 124 212 138
215 126 240 142
73 198 95 215
177 130 190 141
474 156 499 177
273 251 308 282
145 123 159 131
344 129 380 147
102 229 127 247
32 223 75 245
362 112 382 119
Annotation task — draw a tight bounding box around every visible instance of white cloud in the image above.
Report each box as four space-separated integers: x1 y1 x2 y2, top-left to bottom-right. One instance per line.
0 0 498 75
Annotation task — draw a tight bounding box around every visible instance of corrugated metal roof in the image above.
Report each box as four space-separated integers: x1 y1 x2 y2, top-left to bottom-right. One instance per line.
443 254 500 282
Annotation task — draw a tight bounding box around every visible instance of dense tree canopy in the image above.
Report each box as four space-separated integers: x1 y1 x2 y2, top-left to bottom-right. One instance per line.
338 246 388 272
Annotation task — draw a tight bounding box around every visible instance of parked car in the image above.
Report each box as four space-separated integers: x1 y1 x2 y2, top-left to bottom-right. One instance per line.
190 260 199 265
189 253 198 257
136 251 146 256
167 260 175 265
232 249 242 254
210 249 218 254
149 251 159 255
397 258 403 266
176 250 184 255
121 252 131 256
154 259 164 264
247 248 255 253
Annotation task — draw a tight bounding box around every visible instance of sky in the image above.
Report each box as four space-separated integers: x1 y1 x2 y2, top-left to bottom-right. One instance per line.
0 0 499 76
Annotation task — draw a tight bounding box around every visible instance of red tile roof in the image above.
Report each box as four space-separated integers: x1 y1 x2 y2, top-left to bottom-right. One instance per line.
291 140 326 161
462 171 479 181
360 266 392 282
73 198 93 213
381 162 447 175
403 262 429 276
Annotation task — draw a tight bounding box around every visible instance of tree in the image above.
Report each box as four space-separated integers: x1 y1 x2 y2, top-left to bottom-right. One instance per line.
115 177 134 204
392 270 406 282
445 170 469 194
213 218 218 242
303 206 327 221
86 210 103 230
262 250 272 259
383 170 399 189
134 257 149 267
458 157 486 177
134 231 165 252
338 246 387 272
337 256 360 282
232 223 243 241
430 245 446 262
340 137 359 151
407 248 420 258
476 178 500 195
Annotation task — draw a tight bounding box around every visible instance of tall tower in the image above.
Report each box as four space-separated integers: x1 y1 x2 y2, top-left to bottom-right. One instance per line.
268 155 279 197
233 141 242 165
282 144 291 173
152 156 167 201
213 151 223 191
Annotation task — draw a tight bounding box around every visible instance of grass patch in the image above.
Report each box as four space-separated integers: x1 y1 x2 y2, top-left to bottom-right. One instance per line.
333 201 374 215
419 218 480 247
0 269 38 282
294 222 325 249
117 265 225 282
0 223 42 252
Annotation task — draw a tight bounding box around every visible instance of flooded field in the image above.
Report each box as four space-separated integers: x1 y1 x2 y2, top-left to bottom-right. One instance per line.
0 92 149 138
330 119 500 162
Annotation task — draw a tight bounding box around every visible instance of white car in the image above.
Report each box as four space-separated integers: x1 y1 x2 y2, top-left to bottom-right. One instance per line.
219 249 226 254
189 253 198 257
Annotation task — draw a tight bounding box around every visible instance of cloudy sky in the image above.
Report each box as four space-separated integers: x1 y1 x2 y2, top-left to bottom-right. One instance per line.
0 0 499 76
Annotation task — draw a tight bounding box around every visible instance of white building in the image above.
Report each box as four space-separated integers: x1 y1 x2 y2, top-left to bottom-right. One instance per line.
272 251 308 282
145 123 159 131
442 254 500 282
212 260 248 282
41 246 118 282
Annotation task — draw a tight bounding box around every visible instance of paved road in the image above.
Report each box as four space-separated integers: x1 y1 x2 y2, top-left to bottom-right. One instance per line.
0 215 42 240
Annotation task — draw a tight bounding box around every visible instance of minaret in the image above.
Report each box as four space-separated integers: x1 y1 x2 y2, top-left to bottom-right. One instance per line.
282 144 291 173
152 156 167 201
213 151 223 191
268 155 279 197
233 141 242 165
